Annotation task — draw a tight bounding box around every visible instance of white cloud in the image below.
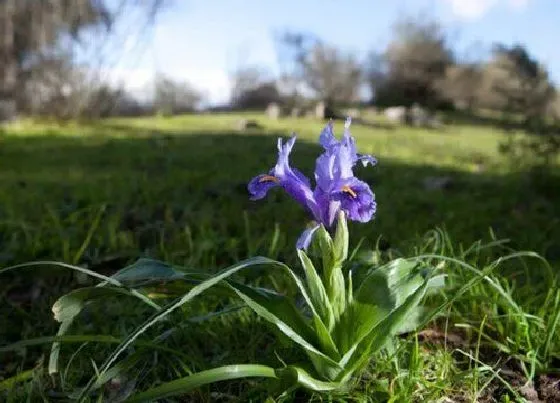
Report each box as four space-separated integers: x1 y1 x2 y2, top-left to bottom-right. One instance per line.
444 0 498 20
442 0 531 20
103 67 231 105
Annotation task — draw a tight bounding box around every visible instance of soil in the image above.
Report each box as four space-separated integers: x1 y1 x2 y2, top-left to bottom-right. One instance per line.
417 327 560 402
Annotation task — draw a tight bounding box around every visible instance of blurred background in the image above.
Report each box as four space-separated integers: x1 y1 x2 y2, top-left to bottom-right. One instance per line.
0 0 559 290
1 0 559 123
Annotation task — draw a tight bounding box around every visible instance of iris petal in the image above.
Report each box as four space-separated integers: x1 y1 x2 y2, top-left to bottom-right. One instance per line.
314 152 336 192
358 154 377 167
333 178 376 223
319 121 338 150
274 136 297 178
248 173 279 200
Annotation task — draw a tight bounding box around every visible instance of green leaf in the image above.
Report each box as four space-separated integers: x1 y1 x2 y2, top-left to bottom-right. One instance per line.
52 287 146 323
277 255 341 374
316 226 346 320
371 258 425 306
49 320 72 375
334 258 436 355
338 277 430 383
276 366 344 392
311 315 340 361
111 258 184 286
76 257 325 401
127 258 341 367
333 299 387 356
126 364 278 402
48 269 162 376
49 285 161 375
316 225 335 274
333 211 349 265
297 250 335 331
228 281 342 379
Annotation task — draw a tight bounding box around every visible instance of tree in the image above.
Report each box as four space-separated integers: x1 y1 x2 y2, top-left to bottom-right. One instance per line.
274 31 363 107
154 74 203 115
484 44 555 124
299 42 362 106
436 63 484 111
487 44 559 169
368 16 454 108
273 31 317 109
229 66 280 110
0 0 168 121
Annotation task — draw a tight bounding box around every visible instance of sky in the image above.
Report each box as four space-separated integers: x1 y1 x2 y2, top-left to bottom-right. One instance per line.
102 0 560 105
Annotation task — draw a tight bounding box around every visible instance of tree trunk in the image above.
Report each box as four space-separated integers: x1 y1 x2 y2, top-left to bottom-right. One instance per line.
0 0 17 122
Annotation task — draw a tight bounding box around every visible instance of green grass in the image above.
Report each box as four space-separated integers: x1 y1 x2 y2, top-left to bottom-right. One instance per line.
0 113 559 401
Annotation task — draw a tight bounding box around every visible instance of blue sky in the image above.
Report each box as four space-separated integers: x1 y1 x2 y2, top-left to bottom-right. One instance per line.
105 0 559 104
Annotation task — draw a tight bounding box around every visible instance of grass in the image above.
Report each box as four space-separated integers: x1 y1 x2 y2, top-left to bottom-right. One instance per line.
0 113 559 401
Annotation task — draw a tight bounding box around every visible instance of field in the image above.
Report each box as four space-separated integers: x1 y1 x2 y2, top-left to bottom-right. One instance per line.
1 113 559 401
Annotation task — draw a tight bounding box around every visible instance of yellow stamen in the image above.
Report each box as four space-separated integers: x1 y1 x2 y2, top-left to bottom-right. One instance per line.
259 175 279 183
342 185 357 198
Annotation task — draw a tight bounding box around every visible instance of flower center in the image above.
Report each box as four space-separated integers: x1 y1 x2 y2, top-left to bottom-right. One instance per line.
259 175 279 183
342 185 357 198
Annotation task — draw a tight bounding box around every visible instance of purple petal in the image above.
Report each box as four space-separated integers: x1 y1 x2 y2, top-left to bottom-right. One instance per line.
319 121 338 150
326 199 342 227
342 117 357 154
357 154 377 167
342 118 377 168
332 178 376 223
292 167 312 188
314 152 336 192
271 136 320 221
296 224 320 250
315 133 354 191
282 174 318 218
248 173 279 200
335 140 355 180
313 187 341 227
274 136 297 178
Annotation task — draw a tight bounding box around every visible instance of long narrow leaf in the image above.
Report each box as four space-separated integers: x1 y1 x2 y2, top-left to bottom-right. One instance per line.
338 278 430 382
297 250 335 331
76 257 293 401
229 283 342 379
126 364 278 402
276 366 343 392
1 335 186 357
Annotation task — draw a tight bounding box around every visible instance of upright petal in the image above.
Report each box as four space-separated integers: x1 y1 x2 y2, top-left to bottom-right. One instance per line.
272 137 321 222
334 139 355 181
342 117 357 156
319 121 338 150
342 117 377 168
315 124 353 190
314 152 336 192
274 136 297 178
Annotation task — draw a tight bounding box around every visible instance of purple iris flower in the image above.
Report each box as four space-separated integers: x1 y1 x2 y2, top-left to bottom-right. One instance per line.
248 118 376 250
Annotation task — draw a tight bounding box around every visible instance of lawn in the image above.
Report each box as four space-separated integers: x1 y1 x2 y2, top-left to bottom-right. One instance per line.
1 113 559 401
